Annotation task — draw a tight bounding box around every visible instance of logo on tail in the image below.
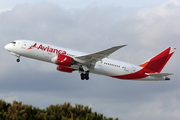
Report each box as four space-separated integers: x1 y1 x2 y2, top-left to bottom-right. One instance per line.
139 47 176 73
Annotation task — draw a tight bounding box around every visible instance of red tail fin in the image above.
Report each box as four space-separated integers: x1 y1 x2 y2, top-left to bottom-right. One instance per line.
139 47 176 73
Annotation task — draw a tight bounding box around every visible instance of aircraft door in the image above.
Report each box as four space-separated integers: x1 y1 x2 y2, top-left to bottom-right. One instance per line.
21 41 27 49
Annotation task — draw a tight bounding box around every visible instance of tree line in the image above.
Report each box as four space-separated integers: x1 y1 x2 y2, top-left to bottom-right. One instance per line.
0 99 119 120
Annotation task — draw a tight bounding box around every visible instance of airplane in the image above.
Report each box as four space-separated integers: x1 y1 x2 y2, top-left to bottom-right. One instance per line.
4 40 176 81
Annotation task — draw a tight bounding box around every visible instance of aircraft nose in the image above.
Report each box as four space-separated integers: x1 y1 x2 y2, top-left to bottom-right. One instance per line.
4 44 10 51
4 44 8 50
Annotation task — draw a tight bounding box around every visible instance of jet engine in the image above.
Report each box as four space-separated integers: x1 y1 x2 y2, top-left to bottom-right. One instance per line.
56 54 73 67
57 66 74 73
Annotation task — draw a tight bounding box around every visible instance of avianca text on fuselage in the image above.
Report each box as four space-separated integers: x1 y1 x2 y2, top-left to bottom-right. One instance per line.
4 40 176 81
28 43 66 54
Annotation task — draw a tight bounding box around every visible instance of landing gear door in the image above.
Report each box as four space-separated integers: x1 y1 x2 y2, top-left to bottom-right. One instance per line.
21 41 27 49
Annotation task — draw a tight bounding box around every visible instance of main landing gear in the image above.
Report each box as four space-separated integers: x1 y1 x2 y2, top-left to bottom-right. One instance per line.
79 65 90 80
80 72 89 80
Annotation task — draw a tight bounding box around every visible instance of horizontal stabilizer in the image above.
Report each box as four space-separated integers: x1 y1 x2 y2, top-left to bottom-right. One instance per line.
145 73 173 77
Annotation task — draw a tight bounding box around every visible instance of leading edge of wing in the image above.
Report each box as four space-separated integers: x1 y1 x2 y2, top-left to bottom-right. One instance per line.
74 45 127 64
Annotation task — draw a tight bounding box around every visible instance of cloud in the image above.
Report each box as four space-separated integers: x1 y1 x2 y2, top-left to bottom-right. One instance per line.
0 0 180 120
134 0 180 47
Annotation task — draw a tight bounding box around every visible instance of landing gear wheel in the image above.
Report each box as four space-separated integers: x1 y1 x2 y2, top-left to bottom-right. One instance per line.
85 74 89 80
86 77 89 80
80 73 89 80
81 73 85 80
16 59 20 62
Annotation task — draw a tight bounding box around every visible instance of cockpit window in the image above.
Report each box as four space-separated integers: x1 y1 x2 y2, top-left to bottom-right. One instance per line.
11 41 16 46
11 42 16 44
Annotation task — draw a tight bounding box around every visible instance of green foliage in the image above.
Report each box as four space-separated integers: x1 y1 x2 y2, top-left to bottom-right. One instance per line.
0 100 119 120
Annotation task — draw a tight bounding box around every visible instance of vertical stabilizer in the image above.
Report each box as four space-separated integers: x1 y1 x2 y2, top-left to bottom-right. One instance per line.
139 47 176 73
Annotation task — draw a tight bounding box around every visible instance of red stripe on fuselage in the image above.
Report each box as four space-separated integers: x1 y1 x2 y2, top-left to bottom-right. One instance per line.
112 67 153 80
112 51 174 80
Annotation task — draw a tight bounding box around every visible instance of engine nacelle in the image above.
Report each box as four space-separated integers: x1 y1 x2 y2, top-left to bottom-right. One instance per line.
57 66 73 73
56 54 73 67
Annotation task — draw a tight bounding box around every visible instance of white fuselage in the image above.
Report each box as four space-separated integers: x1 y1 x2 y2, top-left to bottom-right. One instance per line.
5 40 167 81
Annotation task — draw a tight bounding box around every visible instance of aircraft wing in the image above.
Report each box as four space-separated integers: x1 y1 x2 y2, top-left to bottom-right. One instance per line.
74 45 127 66
145 73 173 77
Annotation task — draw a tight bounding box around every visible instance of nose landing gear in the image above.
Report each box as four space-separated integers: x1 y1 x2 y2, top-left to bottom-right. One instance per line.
16 56 20 62
16 58 20 62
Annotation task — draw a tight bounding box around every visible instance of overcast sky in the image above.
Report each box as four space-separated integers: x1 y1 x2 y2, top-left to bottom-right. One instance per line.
0 0 180 120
